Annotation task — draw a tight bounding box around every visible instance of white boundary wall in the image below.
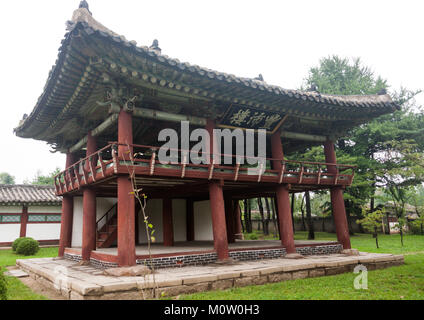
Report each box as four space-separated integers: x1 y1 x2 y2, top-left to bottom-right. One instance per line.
0 205 62 244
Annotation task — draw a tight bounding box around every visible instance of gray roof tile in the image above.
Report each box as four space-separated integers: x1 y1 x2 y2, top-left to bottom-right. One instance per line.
0 185 62 206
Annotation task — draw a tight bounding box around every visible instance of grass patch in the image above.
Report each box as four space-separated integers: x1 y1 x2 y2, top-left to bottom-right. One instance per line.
182 254 424 300
182 233 424 300
0 247 58 300
245 231 424 255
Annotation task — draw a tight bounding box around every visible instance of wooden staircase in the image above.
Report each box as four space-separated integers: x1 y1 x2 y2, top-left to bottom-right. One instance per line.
96 204 118 249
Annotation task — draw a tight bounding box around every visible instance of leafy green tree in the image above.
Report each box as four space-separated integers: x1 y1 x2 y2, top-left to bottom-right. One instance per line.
25 168 61 186
304 56 387 95
357 209 384 248
301 55 423 237
0 173 15 185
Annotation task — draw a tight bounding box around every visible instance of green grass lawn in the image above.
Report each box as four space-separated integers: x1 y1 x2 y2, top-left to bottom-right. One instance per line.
181 232 424 300
0 247 58 300
1 233 423 300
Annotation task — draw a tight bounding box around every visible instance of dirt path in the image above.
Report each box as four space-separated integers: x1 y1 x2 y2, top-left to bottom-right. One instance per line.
7 266 66 300
19 277 67 300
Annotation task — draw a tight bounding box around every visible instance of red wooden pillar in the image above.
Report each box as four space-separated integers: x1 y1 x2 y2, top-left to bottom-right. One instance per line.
186 199 195 241
209 181 229 260
59 153 76 257
271 128 284 171
324 141 351 250
206 119 229 259
206 119 218 164
163 198 174 246
117 109 136 266
271 130 295 253
20 206 28 238
82 135 97 262
275 185 296 253
224 196 235 243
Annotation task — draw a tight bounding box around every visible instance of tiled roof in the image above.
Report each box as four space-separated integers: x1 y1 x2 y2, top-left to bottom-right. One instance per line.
14 7 400 149
0 185 62 206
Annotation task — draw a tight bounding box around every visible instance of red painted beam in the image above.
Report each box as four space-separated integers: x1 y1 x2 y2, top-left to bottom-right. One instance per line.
19 206 28 238
82 188 96 261
82 136 97 262
163 198 174 247
209 181 229 260
59 153 77 257
271 128 284 171
324 141 351 250
117 109 136 266
275 184 296 253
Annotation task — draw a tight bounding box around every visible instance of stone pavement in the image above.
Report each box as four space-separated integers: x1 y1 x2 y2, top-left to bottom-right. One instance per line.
16 252 404 300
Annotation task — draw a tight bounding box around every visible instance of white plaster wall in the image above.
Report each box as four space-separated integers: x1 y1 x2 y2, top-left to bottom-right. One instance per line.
0 206 22 213
71 197 117 248
173 199 187 242
0 224 20 243
71 197 83 247
139 199 163 244
96 198 117 221
194 200 213 241
26 224 61 240
28 206 61 213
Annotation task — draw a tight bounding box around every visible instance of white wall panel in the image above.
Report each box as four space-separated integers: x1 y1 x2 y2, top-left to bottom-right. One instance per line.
0 224 20 243
194 200 213 241
173 199 187 242
26 224 60 240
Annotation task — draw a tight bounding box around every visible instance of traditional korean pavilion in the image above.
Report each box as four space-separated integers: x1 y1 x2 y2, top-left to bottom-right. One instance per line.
15 2 399 267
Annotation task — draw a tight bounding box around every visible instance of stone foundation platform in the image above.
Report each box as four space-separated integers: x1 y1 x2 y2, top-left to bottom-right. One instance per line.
63 241 343 269
16 252 404 300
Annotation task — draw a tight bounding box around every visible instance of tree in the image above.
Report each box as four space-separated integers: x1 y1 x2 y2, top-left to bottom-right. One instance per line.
25 168 61 186
305 191 315 240
357 209 384 248
0 173 15 185
302 55 423 235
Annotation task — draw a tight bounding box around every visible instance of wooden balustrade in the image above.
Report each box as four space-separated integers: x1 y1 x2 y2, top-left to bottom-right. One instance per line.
54 142 356 195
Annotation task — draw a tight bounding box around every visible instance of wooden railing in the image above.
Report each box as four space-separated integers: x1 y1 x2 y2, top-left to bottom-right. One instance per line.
54 142 356 195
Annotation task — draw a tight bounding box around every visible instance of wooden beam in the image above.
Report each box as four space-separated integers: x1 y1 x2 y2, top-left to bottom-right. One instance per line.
133 107 207 126
69 114 119 153
281 131 327 142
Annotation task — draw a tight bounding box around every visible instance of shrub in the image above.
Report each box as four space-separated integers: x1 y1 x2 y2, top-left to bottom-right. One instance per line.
245 233 259 240
16 238 39 256
0 269 7 300
12 237 33 252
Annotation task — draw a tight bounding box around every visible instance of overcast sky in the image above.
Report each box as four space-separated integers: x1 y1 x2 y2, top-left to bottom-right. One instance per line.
0 0 422 183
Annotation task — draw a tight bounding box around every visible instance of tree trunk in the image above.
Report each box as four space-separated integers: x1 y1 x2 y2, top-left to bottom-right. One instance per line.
291 193 296 234
263 198 271 236
386 212 391 235
240 200 245 233
244 199 252 234
300 195 306 231
247 199 253 233
374 226 379 249
258 198 267 235
305 191 315 240
345 200 355 236
269 198 278 239
273 197 281 240
400 228 404 247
